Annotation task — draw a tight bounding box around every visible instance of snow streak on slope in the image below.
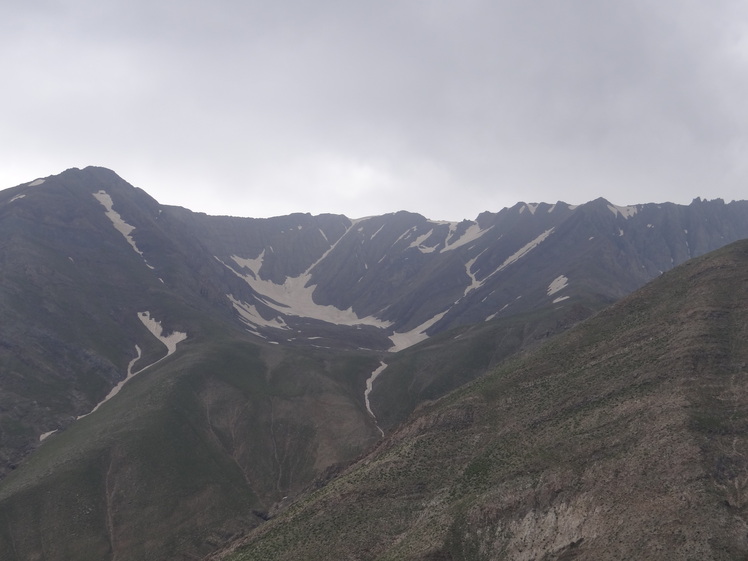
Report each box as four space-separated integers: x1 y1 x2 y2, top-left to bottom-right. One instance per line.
408 229 437 253
547 275 569 296
496 228 555 272
39 429 57 442
365 361 387 437
137 311 188 354
389 310 449 351
462 228 557 300
370 223 386 239
235 249 265 276
442 223 489 252
83 345 143 418
393 226 416 247
463 250 487 296
228 295 289 330
608 204 639 218
77 312 187 420
93 190 154 269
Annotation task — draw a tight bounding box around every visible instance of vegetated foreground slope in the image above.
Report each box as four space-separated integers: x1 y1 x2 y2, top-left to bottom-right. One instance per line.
0 331 387 560
219 239 748 560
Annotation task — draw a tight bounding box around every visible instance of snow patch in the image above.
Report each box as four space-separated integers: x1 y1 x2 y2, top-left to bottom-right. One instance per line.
408 229 437 253
28 178 45 186
393 226 417 246
553 296 570 303
442 223 489 252
137 311 188 355
547 275 568 296
79 314 186 419
389 310 448 351
93 190 154 269
370 223 386 239
9 194 25 203
496 228 555 272
463 250 487 296
81 345 143 419
364 361 387 437
228 295 290 330
444 222 458 245
607 204 638 219
235 249 264 278
39 429 57 442
486 302 511 322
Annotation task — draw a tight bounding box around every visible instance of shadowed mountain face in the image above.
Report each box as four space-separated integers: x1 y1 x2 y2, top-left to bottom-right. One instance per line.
172 191 748 350
0 167 747 559
219 239 748 561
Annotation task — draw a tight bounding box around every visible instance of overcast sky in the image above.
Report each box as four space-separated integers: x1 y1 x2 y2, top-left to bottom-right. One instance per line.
2 1 747 221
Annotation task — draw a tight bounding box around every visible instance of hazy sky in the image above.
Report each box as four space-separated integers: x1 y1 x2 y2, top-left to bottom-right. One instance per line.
3 1 748 220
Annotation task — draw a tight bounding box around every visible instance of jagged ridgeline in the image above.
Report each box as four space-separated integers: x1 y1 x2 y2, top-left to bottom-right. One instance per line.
0 167 747 560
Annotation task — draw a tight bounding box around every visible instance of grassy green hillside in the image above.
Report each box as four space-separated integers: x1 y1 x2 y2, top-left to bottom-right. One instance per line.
0 324 385 560
371 298 598 432
218 240 748 560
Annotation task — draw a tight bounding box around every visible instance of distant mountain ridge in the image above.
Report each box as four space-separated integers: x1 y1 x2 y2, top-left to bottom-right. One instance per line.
1 166 748 559
71 168 747 351
3 166 748 465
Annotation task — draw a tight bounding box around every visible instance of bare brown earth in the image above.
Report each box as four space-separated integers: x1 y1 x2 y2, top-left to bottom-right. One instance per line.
217 240 748 560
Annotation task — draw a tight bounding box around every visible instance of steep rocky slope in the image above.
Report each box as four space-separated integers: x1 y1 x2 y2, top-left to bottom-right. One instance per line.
175 195 748 347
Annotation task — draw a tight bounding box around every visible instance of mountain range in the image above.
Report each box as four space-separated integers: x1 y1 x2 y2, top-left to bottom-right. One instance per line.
1 166 747 559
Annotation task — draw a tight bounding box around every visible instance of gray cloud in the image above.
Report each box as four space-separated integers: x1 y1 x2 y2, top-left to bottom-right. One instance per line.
2 0 748 220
